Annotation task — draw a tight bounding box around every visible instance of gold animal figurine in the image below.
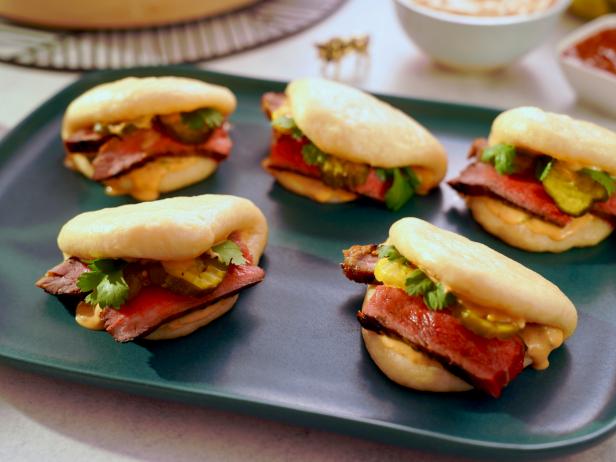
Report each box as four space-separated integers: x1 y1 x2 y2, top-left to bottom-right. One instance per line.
316 34 370 79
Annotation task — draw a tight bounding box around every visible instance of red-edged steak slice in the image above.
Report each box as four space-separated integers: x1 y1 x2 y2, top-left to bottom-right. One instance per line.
35 258 89 295
592 192 616 219
448 162 573 227
341 244 378 284
358 285 526 398
91 127 232 181
102 264 265 342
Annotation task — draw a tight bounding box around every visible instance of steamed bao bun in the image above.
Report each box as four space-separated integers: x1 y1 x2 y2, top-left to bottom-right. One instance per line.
265 78 448 203
360 218 577 393
58 194 268 340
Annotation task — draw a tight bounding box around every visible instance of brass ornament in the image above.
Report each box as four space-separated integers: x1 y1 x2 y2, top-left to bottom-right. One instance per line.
315 34 370 79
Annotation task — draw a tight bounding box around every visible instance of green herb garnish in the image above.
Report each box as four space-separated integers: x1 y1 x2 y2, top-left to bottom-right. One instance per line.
211 240 246 266
582 168 616 197
384 167 421 212
377 244 406 262
375 168 388 182
181 108 224 131
481 143 517 175
271 115 303 140
425 283 456 310
76 259 129 310
301 143 328 166
404 268 456 311
404 269 435 296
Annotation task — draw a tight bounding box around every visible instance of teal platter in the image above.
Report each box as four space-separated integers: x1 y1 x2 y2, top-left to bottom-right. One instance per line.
1 68 615 458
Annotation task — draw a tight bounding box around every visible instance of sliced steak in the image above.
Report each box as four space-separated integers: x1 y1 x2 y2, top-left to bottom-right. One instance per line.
92 147 148 180
265 133 319 178
592 192 616 220
261 92 286 119
358 285 526 398
353 170 391 201
448 162 573 227
265 132 389 201
341 244 379 284
102 264 265 342
91 127 232 181
459 140 615 223
36 258 89 295
64 128 112 153
468 137 489 159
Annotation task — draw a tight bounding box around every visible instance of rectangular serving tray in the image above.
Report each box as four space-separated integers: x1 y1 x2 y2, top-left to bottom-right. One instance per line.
1 67 615 458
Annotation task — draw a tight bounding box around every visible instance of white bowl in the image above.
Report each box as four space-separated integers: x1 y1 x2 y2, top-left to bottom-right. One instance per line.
558 14 616 117
393 0 571 71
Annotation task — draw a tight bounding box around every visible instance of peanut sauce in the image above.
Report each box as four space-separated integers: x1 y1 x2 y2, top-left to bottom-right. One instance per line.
563 28 616 76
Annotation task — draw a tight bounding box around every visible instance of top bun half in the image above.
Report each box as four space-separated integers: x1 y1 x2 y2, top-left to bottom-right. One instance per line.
62 76 237 139
58 195 268 263
488 107 616 176
286 78 447 191
388 218 577 338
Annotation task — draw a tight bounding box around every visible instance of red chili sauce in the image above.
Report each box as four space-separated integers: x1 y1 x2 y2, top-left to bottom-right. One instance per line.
563 28 616 76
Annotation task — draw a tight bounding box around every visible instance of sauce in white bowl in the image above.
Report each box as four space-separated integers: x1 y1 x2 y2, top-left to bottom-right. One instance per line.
394 0 570 71
411 0 556 17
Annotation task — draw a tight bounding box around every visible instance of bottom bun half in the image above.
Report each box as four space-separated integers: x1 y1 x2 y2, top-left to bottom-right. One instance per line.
145 294 239 340
467 196 613 253
262 160 358 203
360 286 471 393
361 329 472 392
66 153 218 201
105 156 219 201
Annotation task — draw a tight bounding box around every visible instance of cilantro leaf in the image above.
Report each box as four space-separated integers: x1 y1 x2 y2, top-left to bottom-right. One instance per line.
181 108 224 131
424 283 455 311
271 115 303 140
211 240 246 266
89 258 123 273
582 168 616 197
481 144 517 175
77 259 129 310
403 267 456 310
536 158 553 181
301 143 327 166
376 244 457 310
76 270 104 292
88 271 129 309
377 244 405 262
375 168 388 182
385 168 415 211
405 269 435 296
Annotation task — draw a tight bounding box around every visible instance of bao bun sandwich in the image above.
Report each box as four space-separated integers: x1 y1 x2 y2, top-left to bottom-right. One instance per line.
36 195 267 342
261 78 447 210
449 107 616 252
62 76 236 201
341 218 577 397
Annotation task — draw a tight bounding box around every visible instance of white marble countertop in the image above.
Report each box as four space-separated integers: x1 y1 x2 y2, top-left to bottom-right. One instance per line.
1 1 615 460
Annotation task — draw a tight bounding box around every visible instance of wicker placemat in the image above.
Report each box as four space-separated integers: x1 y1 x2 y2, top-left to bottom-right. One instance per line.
0 0 345 71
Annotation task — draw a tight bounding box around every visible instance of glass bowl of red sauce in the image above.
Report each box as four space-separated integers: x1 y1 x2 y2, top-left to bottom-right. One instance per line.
558 15 616 117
